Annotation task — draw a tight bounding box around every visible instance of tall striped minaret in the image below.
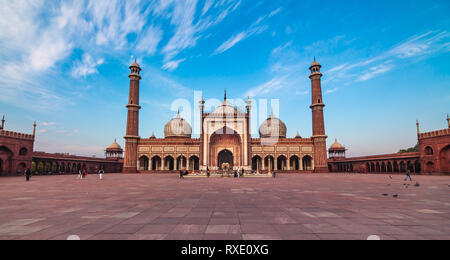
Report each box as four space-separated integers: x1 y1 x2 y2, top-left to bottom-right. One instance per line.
123 61 142 173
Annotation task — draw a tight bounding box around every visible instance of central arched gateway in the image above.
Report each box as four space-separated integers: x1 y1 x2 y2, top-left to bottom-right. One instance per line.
209 127 242 170
218 150 234 170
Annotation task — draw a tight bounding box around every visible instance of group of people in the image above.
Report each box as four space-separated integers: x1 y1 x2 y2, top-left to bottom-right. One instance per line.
78 169 105 180
233 168 246 178
22 168 105 181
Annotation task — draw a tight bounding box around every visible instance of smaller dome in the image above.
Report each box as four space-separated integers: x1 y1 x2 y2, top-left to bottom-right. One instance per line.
310 59 321 70
107 139 122 150
330 139 345 150
295 132 302 139
150 133 156 139
164 112 192 138
259 113 287 138
130 60 140 68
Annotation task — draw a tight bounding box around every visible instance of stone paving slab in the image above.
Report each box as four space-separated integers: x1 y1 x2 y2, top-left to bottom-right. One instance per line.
0 173 449 240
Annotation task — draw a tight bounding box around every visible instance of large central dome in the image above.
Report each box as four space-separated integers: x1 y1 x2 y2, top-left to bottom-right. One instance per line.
164 112 192 138
259 113 287 138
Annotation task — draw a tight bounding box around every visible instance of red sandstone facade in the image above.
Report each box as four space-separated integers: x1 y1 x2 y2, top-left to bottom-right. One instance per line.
328 117 450 175
123 60 328 174
0 118 36 175
32 152 123 175
418 119 450 174
0 117 123 176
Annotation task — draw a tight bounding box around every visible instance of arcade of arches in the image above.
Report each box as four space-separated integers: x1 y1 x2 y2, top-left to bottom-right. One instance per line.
30 152 123 175
138 155 200 171
251 155 313 172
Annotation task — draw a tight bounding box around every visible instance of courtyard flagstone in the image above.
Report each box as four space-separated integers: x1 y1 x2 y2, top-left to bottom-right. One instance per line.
0 174 448 240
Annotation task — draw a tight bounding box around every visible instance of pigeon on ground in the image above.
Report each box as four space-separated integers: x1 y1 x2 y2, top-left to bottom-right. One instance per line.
393 194 399 198
382 194 389 197
414 182 420 187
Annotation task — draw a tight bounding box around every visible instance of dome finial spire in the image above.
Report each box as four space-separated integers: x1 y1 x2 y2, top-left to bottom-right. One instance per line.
224 89 227 101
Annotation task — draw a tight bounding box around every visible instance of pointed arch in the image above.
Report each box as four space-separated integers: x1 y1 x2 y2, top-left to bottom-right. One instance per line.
302 155 313 171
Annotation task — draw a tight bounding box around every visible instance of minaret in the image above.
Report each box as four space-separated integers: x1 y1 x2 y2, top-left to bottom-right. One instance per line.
246 97 252 167
33 121 37 137
1 115 5 130
447 114 449 129
199 97 205 169
123 60 142 173
309 59 328 173
416 120 420 135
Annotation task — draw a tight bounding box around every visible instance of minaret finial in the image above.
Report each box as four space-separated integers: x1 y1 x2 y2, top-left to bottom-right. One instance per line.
33 121 37 136
1 115 5 130
416 120 420 135
224 89 227 101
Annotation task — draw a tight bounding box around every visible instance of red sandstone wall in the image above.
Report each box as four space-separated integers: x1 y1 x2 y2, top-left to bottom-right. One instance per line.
0 134 34 176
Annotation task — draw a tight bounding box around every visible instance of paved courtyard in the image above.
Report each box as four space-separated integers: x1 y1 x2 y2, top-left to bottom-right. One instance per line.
0 174 449 240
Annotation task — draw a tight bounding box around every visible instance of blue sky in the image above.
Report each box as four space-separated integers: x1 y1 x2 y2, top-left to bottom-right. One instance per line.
0 0 449 157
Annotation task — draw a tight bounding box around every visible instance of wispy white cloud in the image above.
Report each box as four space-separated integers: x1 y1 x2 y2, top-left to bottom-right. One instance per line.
357 62 394 82
71 54 104 78
213 7 281 55
245 76 288 97
0 0 242 110
326 31 450 83
136 26 163 55
214 32 248 54
162 59 186 71
158 0 242 68
245 41 309 98
325 88 339 94
269 7 282 17
39 122 56 127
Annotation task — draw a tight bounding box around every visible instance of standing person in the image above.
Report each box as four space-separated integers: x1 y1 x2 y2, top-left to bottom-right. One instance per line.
83 170 88 179
207 167 210 178
179 170 184 179
25 168 31 182
237 168 240 178
78 169 83 179
99 169 104 180
273 171 277 178
404 170 413 182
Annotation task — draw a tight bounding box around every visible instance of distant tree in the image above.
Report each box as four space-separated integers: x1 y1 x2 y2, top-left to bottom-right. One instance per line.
398 143 419 153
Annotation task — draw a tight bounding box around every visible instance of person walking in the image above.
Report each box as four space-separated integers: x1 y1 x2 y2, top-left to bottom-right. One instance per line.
99 169 104 180
25 168 31 182
404 170 413 182
179 170 184 179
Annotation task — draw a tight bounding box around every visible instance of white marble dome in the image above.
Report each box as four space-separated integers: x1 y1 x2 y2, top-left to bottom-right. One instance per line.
259 114 287 138
164 113 192 138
